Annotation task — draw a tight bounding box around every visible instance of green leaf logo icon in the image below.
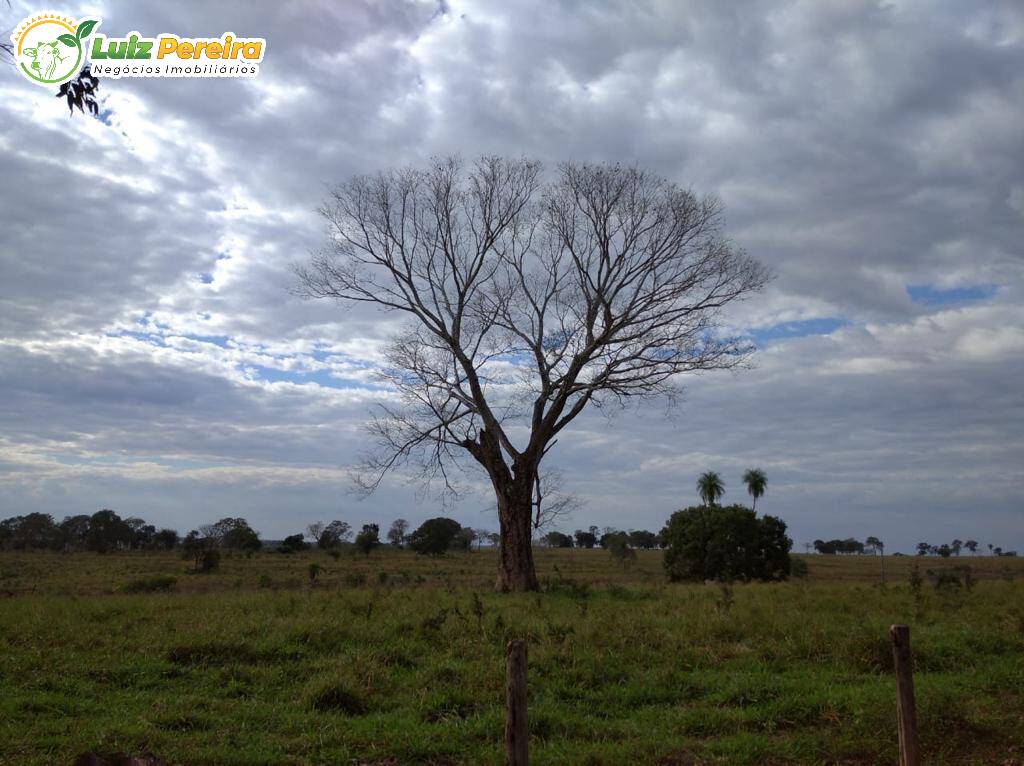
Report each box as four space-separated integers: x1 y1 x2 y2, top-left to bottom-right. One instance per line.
58 33 77 47
76 19 98 40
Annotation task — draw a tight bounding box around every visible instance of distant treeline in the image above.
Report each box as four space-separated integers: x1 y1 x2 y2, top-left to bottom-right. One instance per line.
540 528 661 549
0 511 178 553
1 505 798 583
811 537 1016 557
0 511 474 555
7 511 1011 560
0 510 663 555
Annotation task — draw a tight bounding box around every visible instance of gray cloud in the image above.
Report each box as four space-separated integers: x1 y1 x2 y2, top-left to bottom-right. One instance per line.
0 0 1021 552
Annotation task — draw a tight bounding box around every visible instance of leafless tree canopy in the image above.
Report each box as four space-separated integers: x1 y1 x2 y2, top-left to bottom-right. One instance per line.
296 156 769 590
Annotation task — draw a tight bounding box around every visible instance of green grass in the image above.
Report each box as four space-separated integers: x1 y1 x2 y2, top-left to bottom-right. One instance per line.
0 550 1021 765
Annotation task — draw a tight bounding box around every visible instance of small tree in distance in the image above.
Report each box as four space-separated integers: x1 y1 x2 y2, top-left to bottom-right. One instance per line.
278 534 308 554
354 524 380 555
542 531 573 548
628 530 659 549
318 520 352 550
306 522 325 546
574 529 597 549
153 528 179 550
386 519 409 547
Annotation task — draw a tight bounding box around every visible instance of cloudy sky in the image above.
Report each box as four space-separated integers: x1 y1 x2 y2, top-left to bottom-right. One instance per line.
2 0 1022 552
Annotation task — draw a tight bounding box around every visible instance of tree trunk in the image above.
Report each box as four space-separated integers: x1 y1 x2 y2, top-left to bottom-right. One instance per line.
495 482 539 592
467 427 540 593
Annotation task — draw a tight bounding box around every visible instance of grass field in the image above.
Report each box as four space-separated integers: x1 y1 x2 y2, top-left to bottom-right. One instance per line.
1 549 1022 765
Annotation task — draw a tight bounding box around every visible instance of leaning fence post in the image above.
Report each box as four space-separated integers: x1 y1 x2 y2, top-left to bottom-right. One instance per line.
891 625 920 766
505 639 528 766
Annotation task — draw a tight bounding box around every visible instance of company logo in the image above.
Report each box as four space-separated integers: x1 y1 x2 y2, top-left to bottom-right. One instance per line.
11 11 265 85
11 13 96 85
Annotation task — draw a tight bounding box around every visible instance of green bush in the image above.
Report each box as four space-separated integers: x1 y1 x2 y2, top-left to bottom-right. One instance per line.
277 534 308 554
408 517 463 555
661 504 792 582
354 524 380 555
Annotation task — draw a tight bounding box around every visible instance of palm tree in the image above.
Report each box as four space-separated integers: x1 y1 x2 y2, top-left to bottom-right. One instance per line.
742 468 767 510
696 471 725 507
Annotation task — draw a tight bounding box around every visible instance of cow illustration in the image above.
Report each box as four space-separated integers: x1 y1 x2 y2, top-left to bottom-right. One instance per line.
22 39 67 80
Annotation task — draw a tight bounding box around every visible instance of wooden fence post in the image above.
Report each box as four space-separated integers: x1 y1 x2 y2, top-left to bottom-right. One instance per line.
505 639 528 766
891 625 920 766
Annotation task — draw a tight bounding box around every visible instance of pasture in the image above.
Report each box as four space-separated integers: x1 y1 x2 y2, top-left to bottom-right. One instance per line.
1 550 1022 765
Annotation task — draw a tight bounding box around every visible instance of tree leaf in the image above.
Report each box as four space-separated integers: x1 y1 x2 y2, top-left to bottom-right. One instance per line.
76 19 98 40
58 33 77 47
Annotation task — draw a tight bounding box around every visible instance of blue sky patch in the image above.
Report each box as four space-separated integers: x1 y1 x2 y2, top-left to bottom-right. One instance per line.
749 317 847 344
182 333 231 348
906 283 997 305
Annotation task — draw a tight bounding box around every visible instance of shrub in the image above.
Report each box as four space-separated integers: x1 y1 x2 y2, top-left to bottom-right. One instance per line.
354 524 380 555
277 534 308 554
542 531 574 548
317 520 352 550
408 517 463 555
607 535 636 568
219 520 262 553
153 528 179 550
661 505 792 582
122 576 177 593
308 563 320 584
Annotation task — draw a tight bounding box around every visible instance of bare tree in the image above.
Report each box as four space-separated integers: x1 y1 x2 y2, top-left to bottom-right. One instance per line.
295 157 770 591
306 521 325 545
386 518 409 547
